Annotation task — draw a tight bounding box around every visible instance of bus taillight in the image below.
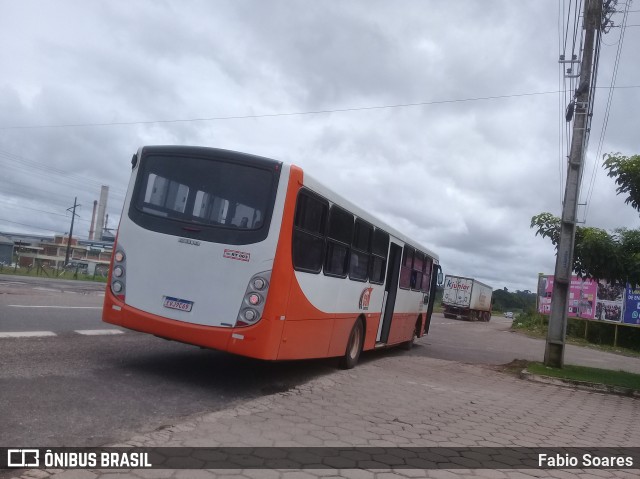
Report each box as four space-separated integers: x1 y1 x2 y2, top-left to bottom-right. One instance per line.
236 271 271 327
111 245 127 300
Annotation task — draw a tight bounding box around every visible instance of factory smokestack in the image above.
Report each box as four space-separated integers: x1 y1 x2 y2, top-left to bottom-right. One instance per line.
89 200 98 240
96 186 109 241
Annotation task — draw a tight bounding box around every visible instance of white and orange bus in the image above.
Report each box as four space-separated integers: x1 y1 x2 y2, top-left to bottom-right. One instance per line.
103 146 443 368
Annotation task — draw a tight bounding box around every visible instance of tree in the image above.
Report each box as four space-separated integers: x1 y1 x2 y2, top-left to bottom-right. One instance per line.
531 152 640 286
603 153 640 212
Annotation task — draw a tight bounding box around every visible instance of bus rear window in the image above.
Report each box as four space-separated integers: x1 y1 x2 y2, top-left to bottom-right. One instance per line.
129 152 280 245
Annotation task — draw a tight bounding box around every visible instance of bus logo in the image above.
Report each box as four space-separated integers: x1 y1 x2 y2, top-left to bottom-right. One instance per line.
163 296 194 312
224 249 251 262
178 238 201 246
359 287 373 310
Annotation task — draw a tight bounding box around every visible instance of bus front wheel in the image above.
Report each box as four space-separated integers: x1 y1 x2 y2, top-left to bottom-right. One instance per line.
339 319 364 369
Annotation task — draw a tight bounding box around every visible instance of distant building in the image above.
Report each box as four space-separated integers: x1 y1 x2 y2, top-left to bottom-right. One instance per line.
0 234 14 265
0 231 113 273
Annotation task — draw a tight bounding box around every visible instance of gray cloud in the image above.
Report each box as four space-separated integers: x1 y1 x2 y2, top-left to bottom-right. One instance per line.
0 0 638 291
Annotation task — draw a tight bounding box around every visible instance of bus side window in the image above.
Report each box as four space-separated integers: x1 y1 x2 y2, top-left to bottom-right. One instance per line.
324 206 353 278
369 229 389 284
399 246 414 289
421 258 433 292
412 251 425 291
349 219 372 282
292 190 328 273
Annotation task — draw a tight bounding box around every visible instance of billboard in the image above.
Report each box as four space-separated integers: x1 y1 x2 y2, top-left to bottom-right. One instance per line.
538 275 628 324
537 275 597 319
623 285 640 325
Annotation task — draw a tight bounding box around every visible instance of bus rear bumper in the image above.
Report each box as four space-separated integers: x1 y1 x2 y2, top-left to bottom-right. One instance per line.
103 292 234 352
102 291 281 360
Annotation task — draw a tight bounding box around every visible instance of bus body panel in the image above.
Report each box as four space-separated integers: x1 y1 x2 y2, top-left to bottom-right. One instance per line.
274 172 433 357
103 146 440 364
117 219 277 328
104 159 292 354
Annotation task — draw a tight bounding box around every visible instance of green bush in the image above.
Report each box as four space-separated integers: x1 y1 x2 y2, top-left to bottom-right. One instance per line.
512 308 640 353
511 309 547 335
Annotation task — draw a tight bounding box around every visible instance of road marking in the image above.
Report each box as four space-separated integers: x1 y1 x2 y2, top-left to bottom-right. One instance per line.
7 305 102 309
0 331 56 338
75 329 124 336
0 281 28 285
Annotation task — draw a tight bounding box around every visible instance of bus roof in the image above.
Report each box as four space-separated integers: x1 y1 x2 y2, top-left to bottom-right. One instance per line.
137 146 439 262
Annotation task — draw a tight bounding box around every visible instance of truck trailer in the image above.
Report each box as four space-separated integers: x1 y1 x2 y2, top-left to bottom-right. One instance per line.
442 275 493 321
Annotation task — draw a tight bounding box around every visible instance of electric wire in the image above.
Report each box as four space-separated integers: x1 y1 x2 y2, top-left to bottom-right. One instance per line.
0 218 89 237
0 148 127 196
0 199 92 223
583 0 631 221
558 0 572 206
0 90 593 131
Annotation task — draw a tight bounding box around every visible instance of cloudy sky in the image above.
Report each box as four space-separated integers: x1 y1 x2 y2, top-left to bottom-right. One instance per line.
1 0 638 292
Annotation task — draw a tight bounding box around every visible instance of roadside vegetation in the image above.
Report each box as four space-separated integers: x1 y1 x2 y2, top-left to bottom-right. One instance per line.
512 309 640 355
531 153 640 288
527 362 640 390
0 263 108 283
434 286 536 316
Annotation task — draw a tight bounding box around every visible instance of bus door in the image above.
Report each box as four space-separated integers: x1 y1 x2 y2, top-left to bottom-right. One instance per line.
377 242 402 344
423 264 442 335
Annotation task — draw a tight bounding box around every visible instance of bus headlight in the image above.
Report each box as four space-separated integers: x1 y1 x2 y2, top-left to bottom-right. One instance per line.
235 271 271 327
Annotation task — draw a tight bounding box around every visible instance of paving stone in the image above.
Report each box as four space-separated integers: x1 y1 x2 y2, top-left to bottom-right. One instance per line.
48 472 97 479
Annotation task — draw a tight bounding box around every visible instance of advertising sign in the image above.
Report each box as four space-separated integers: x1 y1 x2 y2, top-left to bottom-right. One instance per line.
623 284 640 325
538 275 632 325
595 280 624 323
537 275 597 319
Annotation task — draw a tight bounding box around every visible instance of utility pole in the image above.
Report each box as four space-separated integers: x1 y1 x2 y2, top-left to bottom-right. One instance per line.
545 0 603 368
64 197 80 266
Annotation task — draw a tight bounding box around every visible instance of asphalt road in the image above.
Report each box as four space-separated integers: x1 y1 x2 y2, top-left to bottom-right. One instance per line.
2 274 640 456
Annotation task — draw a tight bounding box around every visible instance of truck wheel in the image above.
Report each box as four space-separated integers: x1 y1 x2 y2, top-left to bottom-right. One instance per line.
483 312 491 322
339 319 364 369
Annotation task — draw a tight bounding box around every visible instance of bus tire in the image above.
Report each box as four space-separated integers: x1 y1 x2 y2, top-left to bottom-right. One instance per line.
339 319 364 369
401 319 420 351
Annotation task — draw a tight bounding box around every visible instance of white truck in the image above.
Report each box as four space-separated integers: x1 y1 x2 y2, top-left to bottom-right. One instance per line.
442 275 493 322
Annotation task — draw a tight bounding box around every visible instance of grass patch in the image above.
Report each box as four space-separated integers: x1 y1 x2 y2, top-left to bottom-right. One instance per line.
527 362 640 390
511 309 640 357
0 267 108 283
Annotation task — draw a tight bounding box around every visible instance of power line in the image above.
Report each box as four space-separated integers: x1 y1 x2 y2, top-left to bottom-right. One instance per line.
583 0 631 222
0 179 123 214
0 199 92 223
1 87 638 132
0 148 127 196
0 218 80 236
0 90 604 131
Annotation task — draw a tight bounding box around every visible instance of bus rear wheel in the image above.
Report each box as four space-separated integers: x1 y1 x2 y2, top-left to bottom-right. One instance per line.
400 319 420 351
339 319 364 369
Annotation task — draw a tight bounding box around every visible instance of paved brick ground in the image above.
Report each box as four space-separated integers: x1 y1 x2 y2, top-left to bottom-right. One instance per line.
13 355 640 479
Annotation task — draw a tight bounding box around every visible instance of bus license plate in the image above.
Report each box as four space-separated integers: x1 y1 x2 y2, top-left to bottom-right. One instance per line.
163 296 194 312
